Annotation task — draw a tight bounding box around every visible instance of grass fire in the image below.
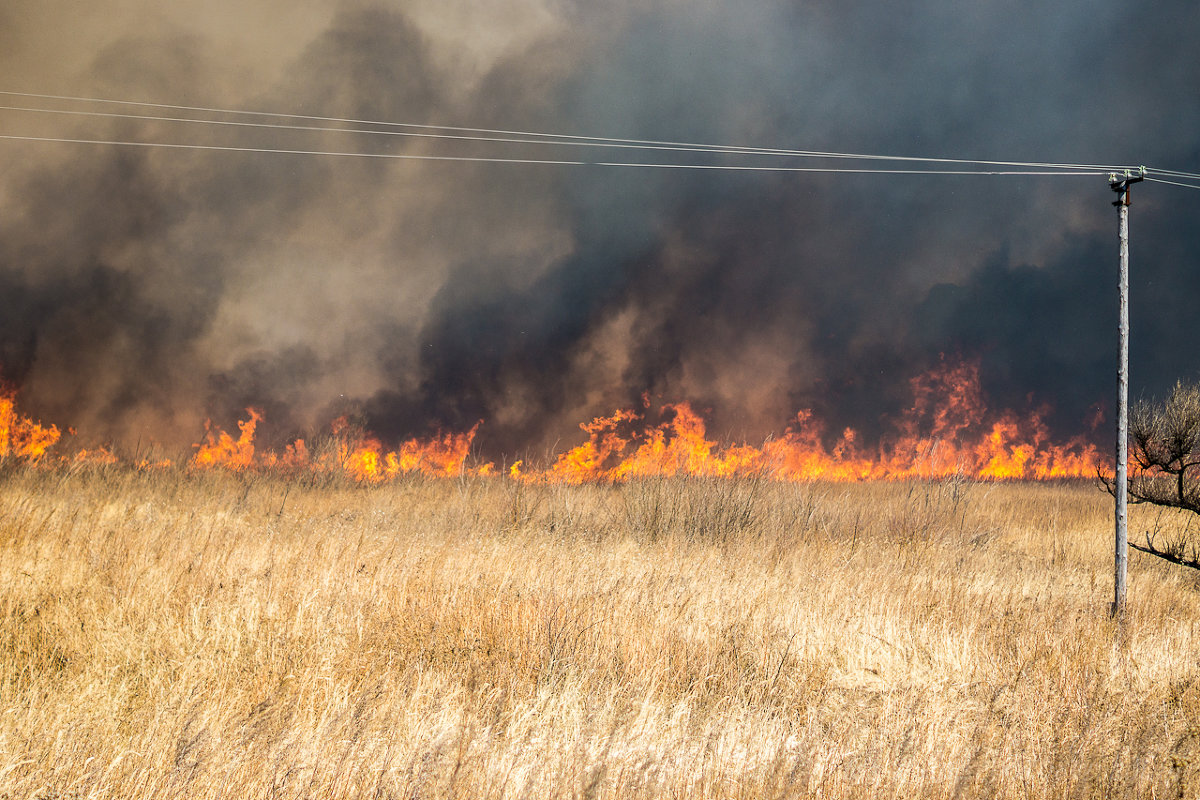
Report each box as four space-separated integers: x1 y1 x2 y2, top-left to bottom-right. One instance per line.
4 0 1200 795
2 358 1105 484
5 357 1200 797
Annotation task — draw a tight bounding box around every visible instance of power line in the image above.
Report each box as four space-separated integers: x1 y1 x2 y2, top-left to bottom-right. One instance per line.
0 133 588 166
0 132 1112 176
0 102 820 160
1146 166 1200 181
585 159 1100 176
8 89 1198 180
1145 176 1200 191
0 89 1135 173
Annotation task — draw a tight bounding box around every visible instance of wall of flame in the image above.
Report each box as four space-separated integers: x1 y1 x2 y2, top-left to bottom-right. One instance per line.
1 358 1106 482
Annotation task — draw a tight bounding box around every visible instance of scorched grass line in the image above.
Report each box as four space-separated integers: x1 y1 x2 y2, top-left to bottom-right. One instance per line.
1 466 1198 799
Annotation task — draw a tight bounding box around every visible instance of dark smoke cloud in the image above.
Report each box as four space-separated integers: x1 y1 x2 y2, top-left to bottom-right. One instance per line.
1 0 1198 457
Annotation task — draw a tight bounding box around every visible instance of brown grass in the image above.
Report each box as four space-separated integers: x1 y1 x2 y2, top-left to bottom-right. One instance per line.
2 465 1199 798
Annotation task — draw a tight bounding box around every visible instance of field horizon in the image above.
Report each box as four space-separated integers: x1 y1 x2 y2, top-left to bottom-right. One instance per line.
3 466 1198 798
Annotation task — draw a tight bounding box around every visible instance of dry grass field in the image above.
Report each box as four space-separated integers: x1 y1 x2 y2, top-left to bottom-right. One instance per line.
3 465 1199 798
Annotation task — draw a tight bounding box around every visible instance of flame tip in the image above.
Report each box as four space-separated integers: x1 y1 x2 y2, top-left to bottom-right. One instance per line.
0 359 1109 483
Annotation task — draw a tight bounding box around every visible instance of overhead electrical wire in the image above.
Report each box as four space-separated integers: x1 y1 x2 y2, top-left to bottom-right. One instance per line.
1145 176 1200 191
1144 166 1200 180
0 132 1114 176
0 133 595 167
1139 165 1200 191
3 90 1198 182
0 89 1138 175
0 102 832 160
0 89 1130 171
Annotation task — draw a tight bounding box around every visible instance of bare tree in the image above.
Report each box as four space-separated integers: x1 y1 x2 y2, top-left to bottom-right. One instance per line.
1109 381 1200 570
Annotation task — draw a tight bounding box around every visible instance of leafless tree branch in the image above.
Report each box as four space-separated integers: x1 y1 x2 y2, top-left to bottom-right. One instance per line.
1121 381 1200 572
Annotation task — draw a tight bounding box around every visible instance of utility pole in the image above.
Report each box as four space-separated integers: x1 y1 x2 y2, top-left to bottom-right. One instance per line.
1109 166 1144 619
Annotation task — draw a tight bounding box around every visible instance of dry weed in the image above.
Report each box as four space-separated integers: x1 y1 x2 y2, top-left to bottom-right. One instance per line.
1 466 1198 798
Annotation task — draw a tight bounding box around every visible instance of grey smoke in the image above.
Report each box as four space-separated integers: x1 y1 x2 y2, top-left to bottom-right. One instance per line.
1 0 1198 457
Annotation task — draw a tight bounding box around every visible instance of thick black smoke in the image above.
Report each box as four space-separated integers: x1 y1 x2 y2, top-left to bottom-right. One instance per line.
1 0 1198 457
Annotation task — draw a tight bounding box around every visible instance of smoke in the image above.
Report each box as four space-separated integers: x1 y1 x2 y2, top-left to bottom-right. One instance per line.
1 0 1199 457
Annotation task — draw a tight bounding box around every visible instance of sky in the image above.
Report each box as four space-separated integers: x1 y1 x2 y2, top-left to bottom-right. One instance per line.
1 0 1198 458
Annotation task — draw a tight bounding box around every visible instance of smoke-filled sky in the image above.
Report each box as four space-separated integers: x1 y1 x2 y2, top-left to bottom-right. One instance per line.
1 0 1198 458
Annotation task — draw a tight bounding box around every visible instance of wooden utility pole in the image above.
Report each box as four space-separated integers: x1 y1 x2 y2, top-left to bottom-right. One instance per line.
1109 167 1144 619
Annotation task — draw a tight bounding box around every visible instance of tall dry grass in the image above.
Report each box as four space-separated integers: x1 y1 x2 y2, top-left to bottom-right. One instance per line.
2 464 1199 798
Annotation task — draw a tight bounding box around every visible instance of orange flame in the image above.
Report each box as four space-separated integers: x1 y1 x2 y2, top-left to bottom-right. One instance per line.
337 423 486 481
0 358 1107 482
192 409 261 470
327 420 490 481
188 411 492 481
0 389 61 461
514 360 1104 483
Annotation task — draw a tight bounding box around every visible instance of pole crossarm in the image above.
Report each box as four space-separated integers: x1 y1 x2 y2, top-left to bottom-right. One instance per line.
1110 166 1146 205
